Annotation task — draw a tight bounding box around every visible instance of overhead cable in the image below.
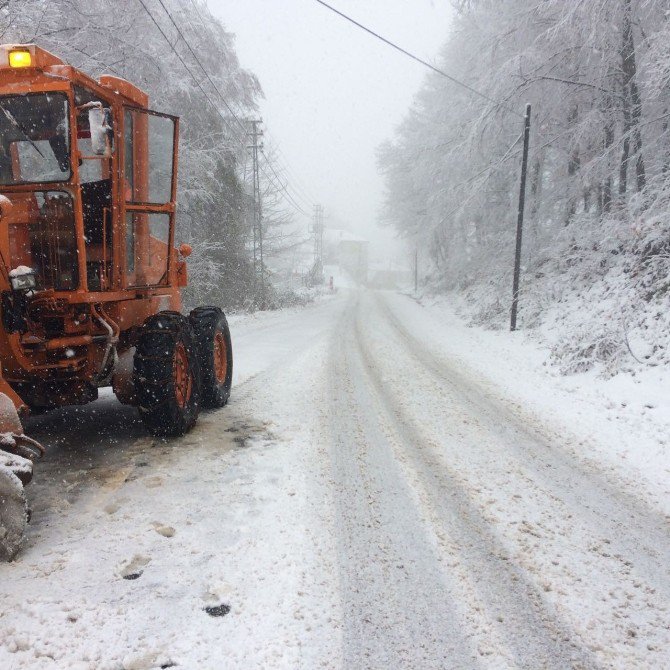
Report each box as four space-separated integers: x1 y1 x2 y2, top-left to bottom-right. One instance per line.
135 0 312 216
312 0 522 118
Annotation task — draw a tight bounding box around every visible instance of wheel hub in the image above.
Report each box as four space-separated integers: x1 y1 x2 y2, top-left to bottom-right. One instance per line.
173 342 192 408
213 331 227 384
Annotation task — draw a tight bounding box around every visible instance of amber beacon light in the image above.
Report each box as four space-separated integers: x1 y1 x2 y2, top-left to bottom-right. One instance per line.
8 49 31 68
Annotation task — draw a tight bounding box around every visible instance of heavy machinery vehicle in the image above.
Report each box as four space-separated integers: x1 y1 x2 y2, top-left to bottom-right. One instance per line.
0 44 233 560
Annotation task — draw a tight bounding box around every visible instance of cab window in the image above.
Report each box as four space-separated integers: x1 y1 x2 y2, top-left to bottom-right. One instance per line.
75 86 114 290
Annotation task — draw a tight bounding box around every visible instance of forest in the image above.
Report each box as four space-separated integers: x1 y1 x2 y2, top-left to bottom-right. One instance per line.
379 0 670 375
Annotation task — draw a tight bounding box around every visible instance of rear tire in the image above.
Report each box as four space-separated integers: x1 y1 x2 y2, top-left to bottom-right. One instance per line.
189 306 233 408
134 311 201 437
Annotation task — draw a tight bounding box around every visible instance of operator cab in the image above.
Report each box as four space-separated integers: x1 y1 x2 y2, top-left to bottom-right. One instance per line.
0 44 179 302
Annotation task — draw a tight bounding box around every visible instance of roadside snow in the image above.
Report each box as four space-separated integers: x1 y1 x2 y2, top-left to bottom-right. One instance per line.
0 296 348 670
393 291 670 515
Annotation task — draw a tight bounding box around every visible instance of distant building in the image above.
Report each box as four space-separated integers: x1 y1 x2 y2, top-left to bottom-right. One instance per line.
338 239 368 285
324 229 369 285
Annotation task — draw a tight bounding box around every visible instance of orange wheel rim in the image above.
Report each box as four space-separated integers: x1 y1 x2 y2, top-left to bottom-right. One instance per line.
174 342 192 408
213 331 227 384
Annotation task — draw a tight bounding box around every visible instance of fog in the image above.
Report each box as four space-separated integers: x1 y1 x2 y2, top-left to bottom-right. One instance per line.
208 0 453 268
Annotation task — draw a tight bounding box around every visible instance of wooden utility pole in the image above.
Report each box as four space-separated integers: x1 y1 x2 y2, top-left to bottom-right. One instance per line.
312 204 324 266
510 104 532 332
310 204 324 285
249 119 265 304
414 248 418 293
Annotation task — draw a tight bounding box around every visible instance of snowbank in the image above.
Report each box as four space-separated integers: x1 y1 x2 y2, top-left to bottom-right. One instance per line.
392 290 670 515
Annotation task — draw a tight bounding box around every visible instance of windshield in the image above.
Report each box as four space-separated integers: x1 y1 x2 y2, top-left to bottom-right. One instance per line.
0 92 70 185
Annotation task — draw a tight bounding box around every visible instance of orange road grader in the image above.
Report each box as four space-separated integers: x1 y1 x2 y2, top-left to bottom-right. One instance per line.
0 45 233 560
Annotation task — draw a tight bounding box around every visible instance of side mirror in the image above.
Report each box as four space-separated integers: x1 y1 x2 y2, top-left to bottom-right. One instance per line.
88 107 113 156
178 243 192 258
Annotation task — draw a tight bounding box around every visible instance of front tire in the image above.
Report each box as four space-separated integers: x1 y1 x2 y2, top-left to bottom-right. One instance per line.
190 307 233 409
134 312 201 437
0 468 27 562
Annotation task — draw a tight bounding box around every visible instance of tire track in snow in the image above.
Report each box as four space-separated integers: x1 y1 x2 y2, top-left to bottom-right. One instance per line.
348 292 602 670
363 290 670 667
376 291 670 604
325 293 481 669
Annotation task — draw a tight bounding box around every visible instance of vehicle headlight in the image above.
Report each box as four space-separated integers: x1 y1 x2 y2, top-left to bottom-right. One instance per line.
9 268 36 291
8 49 32 69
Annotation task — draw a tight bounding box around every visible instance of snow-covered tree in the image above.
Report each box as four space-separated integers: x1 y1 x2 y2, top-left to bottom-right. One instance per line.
380 0 670 374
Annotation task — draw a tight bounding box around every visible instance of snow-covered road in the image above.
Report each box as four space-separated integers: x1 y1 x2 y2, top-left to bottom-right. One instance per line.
1 288 668 669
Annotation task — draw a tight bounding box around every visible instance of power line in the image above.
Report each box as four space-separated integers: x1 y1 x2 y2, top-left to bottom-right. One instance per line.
182 0 312 207
267 139 318 204
154 0 248 135
185 0 267 136
312 0 522 118
161 0 315 210
262 143 315 210
259 146 312 217
135 0 243 142
257 146 311 217
186 0 208 28
182 0 317 212
155 0 313 216
135 0 312 217
260 148 311 216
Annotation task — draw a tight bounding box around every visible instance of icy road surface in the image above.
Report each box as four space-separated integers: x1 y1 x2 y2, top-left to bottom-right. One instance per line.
1 289 669 669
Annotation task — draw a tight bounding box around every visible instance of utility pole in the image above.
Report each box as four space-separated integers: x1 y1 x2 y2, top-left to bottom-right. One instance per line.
414 248 418 294
248 119 265 305
510 103 532 332
311 204 324 284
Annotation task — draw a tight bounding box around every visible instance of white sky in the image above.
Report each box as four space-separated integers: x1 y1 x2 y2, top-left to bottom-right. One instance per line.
208 0 453 266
